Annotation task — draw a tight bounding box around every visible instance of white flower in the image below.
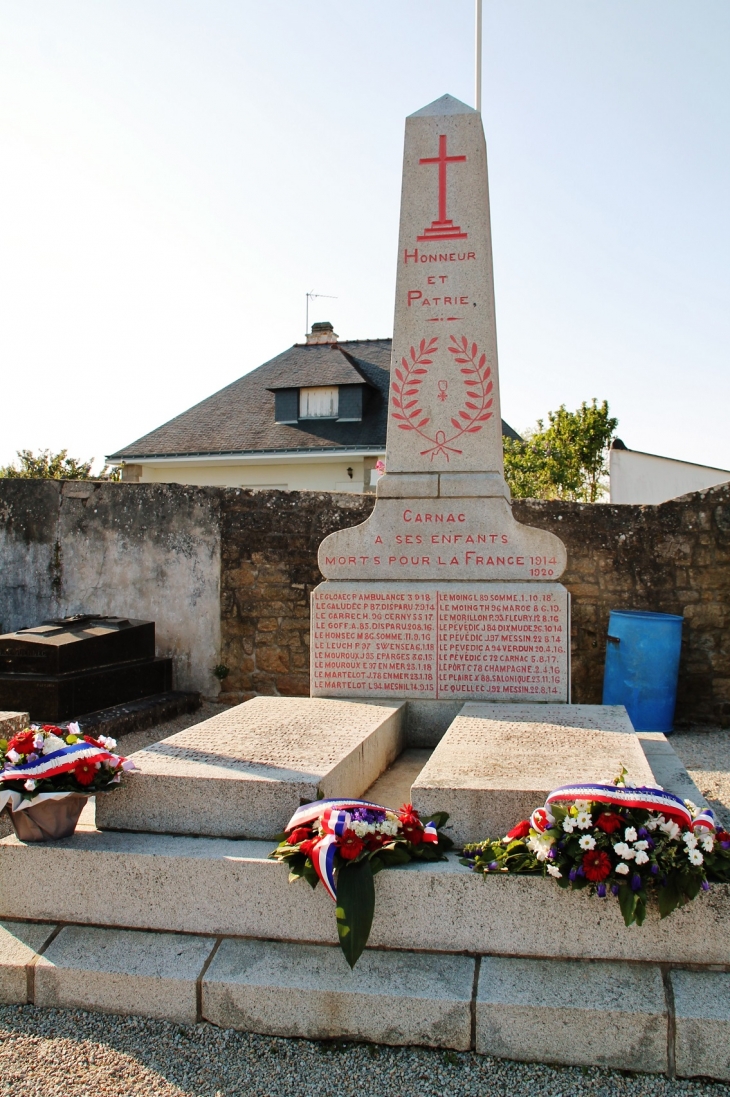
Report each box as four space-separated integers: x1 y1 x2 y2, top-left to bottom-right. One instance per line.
624 827 638 843
683 833 698 850
576 811 592 831
574 801 591 813
634 840 649 851
625 779 637 789
5 749 21 764
547 864 562 878
645 816 661 832
701 835 714 853
42 734 66 755
615 862 630 875
684 799 698 816
660 820 681 841
98 735 117 750
688 849 704 866
613 842 635 860
66 722 81 736
23 779 36 791
634 850 650 866
579 835 596 851
121 759 137 772
32 734 45 751
527 834 555 862
562 817 576 833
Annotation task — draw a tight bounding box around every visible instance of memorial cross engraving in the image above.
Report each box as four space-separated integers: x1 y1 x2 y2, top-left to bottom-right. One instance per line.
311 94 569 704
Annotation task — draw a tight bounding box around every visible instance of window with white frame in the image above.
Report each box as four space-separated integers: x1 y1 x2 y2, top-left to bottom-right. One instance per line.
299 387 339 418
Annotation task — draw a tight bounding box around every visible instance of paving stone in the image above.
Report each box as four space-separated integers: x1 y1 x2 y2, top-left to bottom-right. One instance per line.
412 703 654 844
2 829 729 965
34 925 215 1023
476 956 668 1072
96 696 404 838
672 969 730 1080
0 920 56 1004
202 939 474 1049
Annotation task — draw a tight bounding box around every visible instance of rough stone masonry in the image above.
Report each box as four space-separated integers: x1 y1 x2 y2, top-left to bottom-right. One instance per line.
311 94 569 706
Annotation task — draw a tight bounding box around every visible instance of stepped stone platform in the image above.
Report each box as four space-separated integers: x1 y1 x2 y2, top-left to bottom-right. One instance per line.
411 704 656 844
95 696 405 839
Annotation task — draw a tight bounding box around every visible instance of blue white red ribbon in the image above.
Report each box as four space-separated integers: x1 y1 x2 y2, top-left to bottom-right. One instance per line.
529 782 716 833
285 799 387 833
0 742 116 783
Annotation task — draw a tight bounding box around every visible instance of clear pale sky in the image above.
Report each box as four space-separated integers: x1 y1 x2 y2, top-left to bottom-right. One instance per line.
1 1 728 470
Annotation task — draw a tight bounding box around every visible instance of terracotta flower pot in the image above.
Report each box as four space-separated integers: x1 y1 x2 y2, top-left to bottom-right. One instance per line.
7 794 88 842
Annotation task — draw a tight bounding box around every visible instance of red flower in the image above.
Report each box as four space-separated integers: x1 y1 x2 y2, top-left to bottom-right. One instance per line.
506 820 531 841
299 838 318 858
398 803 424 845
74 759 97 786
582 849 612 882
6 730 36 756
367 833 389 852
596 812 623 834
84 735 104 749
338 830 365 860
41 725 64 733
287 827 311 846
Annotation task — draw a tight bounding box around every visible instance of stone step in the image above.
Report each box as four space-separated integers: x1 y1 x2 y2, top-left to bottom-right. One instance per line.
1 828 729 965
1 920 729 1076
202 939 474 1048
411 704 655 845
96 696 405 839
476 956 668 1073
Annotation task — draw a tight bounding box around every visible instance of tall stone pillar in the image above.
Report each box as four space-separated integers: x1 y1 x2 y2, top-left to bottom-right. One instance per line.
311 95 569 718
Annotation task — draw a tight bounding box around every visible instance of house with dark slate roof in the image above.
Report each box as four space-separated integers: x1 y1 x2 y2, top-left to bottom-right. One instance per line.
109 322 520 493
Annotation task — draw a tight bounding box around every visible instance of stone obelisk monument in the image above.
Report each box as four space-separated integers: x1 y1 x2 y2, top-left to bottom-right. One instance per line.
311 95 569 717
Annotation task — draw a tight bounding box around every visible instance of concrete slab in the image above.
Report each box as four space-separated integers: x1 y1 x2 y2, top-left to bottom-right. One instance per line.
202 939 474 1049
96 696 405 839
411 703 654 844
0 920 56 1004
672 970 730 1080
34 925 215 1023
2 829 730 965
476 957 667 1072
638 732 708 807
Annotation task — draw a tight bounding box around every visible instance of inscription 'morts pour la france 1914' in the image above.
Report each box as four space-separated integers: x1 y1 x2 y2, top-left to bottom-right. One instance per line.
311 94 570 703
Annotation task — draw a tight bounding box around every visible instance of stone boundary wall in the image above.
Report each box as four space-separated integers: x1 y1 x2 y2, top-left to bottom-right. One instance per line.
1 480 728 724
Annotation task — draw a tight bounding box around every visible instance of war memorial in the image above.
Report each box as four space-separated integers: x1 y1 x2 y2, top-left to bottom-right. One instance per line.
1 95 729 1079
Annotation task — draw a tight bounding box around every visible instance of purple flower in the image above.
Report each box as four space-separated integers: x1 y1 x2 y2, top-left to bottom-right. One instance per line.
576 865 585 878
569 868 578 882
351 807 385 824
547 848 557 860
650 864 659 875
631 873 642 892
611 884 620 896
702 880 711 892
597 883 607 898
488 861 499 871
638 827 649 840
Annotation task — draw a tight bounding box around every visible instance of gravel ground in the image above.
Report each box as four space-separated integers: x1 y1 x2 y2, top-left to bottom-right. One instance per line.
1 1005 728 1097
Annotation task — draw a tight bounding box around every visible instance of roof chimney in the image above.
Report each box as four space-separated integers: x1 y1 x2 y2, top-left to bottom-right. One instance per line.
306 321 339 345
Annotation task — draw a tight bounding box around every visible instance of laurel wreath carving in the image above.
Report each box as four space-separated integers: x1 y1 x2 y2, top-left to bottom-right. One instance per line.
390 335 494 460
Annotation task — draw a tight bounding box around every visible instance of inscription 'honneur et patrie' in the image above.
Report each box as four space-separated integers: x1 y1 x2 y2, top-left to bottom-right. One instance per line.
311 94 570 704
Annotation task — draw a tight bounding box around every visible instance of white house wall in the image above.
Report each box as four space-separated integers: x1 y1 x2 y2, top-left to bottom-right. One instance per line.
136 458 376 493
610 448 730 505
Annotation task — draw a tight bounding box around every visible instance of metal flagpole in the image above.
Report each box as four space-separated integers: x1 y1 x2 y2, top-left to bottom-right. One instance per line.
475 0 482 112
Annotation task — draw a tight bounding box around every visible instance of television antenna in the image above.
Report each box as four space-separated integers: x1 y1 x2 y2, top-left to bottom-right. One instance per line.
305 290 337 336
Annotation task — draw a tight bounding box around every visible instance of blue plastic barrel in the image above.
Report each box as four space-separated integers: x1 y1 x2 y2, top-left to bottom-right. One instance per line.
602 609 683 732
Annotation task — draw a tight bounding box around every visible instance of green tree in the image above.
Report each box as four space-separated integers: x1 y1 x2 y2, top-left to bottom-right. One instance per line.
504 399 618 503
0 449 121 481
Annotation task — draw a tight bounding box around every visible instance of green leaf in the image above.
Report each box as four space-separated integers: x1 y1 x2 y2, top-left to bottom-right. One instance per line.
335 858 375 969
302 862 320 890
424 812 449 830
618 884 638 927
658 878 681 919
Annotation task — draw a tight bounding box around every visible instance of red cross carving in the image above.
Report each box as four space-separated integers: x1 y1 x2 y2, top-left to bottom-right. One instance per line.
417 134 468 242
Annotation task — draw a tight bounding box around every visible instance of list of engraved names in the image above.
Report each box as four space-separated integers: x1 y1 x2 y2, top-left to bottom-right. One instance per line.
311 582 568 702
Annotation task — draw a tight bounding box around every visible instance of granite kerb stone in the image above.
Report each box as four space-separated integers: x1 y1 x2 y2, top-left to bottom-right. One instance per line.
2 831 730 965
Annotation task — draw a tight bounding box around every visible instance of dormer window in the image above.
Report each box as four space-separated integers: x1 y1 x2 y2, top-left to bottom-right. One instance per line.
299 387 339 419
